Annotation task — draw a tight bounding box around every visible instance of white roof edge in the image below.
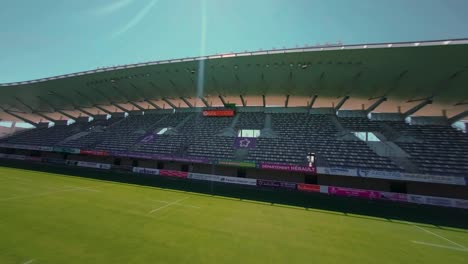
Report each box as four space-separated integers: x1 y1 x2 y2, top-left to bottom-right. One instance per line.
1 38 467 86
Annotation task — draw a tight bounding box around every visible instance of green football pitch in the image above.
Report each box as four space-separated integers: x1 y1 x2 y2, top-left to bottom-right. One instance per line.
0 166 467 264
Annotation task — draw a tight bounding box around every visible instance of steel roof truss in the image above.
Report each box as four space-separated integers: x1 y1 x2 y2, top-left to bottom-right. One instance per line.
366 97 387 113
448 110 468 124
14 97 34 113
180 97 193 108
240 95 246 107
162 98 177 109
308 95 318 109
144 99 161 109
0 106 36 126
199 96 210 107
218 95 227 105
335 96 350 111
403 98 433 118
94 105 113 115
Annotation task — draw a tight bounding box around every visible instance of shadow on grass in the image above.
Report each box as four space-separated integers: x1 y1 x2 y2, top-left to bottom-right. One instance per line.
1 160 468 230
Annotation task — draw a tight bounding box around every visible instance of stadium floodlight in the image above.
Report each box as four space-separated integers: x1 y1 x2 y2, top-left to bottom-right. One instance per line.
307 152 315 167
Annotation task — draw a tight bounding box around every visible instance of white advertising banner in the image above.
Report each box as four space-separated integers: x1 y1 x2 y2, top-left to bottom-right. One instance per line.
132 167 160 175
406 194 467 208
317 167 358 177
68 160 111 170
317 166 466 186
399 173 465 185
188 173 257 186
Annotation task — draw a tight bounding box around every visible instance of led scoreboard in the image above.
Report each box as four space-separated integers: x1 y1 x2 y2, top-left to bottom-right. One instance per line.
202 109 235 117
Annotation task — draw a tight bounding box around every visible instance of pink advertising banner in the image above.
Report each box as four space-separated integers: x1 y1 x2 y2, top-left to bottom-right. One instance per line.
159 170 188 179
328 186 381 199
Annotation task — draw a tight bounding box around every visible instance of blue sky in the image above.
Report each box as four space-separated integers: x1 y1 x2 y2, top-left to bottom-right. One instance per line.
0 0 467 83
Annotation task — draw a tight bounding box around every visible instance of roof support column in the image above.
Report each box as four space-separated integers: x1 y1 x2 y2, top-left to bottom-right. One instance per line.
403 98 432 118
307 95 318 109
334 95 350 111
95 105 113 115
162 98 177 109
285 95 290 108
14 97 34 113
0 107 36 126
262 95 266 107
76 108 95 117
55 110 75 121
448 110 468 124
49 92 94 117
95 90 129 113
110 103 130 113
36 96 76 120
145 99 161 110
199 96 210 107
127 101 145 111
180 97 193 108
35 112 57 122
112 86 145 111
218 95 227 105
366 97 387 113
240 95 246 107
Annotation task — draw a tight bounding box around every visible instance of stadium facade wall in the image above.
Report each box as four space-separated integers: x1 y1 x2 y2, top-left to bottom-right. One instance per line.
1 139 465 186
1 151 467 200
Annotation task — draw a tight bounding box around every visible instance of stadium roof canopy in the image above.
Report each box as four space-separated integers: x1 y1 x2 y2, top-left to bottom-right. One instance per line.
0 38 467 123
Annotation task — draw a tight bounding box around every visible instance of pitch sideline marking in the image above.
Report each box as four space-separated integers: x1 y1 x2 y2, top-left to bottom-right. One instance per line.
64 185 101 192
149 197 189 214
414 225 467 250
149 199 200 209
23 259 35 264
0 186 97 202
412 241 468 252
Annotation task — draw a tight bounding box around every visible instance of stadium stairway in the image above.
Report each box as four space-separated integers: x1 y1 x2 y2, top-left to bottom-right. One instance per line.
329 114 347 132
259 114 277 138
379 122 402 141
218 113 241 136
58 131 91 145
365 140 420 173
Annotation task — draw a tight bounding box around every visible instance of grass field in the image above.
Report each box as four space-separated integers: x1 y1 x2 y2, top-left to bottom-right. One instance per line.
0 166 467 264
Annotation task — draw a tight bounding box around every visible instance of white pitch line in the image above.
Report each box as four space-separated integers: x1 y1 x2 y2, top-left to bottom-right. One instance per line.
149 199 200 209
414 225 467 249
0 186 96 202
412 241 468 252
64 185 100 192
23 259 35 264
149 197 189 214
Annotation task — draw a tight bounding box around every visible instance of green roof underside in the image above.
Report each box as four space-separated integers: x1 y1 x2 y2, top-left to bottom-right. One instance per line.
0 39 467 116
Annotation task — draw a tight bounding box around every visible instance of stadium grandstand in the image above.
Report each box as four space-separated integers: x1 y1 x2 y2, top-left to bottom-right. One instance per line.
1 38 468 263
1 39 468 196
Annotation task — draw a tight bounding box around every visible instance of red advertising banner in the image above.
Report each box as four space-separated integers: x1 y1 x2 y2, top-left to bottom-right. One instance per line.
159 170 188 179
297 183 321 193
202 109 235 117
80 149 110 156
328 186 380 199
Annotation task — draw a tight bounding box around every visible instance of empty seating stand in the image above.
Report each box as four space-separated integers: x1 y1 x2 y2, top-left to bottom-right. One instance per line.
1 111 466 177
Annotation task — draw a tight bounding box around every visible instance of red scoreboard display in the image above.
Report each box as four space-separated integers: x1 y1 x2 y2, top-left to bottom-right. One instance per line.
202 109 235 117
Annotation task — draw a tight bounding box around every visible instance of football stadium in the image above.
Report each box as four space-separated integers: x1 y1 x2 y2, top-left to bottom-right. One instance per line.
1 2 468 264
